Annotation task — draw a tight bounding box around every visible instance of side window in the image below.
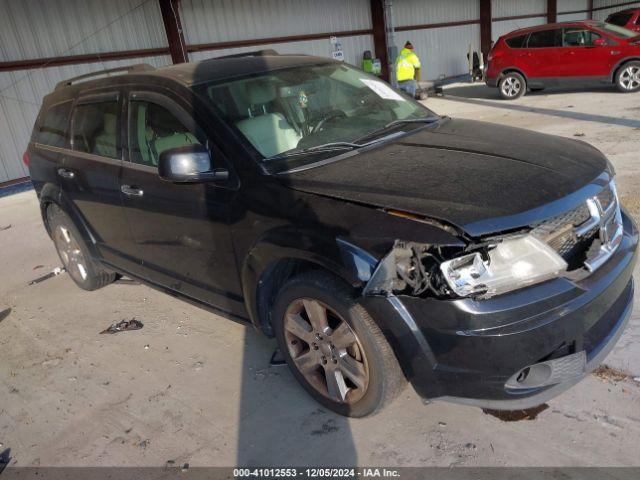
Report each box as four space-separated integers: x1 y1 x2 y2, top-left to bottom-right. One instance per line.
506 34 528 48
128 100 202 167
563 28 603 47
72 101 121 159
35 102 72 147
527 29 562 48
636 15 640 25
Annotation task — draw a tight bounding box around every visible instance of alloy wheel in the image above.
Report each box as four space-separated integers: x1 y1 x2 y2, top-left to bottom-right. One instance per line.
53 225 88 284
501 76 522 98
620 65 640 91
283 298 369 404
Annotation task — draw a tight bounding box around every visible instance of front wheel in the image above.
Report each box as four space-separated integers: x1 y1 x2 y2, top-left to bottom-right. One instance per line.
499 72 526 100
273 272 406 417
615 61 640 93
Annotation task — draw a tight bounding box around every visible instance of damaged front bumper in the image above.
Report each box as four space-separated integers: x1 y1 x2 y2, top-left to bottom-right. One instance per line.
361 210 638 409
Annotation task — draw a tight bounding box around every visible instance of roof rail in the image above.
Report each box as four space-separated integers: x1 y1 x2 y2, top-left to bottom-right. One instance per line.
54 64 155 90
213 49 279 60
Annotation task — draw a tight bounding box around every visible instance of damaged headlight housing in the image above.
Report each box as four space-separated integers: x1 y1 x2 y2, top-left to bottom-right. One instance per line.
440 235 567 298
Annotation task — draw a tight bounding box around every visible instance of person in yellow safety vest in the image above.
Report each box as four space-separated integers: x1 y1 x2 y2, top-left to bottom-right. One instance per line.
396 41 421 97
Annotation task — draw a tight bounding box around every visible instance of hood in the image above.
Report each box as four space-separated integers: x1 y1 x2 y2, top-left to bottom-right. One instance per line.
279 118 609 237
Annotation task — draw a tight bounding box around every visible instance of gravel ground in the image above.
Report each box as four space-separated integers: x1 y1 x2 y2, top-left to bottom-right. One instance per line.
1 82 640 468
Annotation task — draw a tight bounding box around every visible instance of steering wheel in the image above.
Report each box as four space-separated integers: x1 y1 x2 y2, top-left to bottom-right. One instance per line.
312 110 347 133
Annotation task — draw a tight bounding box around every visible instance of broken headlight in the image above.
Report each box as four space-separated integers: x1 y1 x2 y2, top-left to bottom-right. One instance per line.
440 235 568 298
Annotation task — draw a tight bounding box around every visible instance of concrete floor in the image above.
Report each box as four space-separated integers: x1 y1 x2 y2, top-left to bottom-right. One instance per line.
2 83 640 467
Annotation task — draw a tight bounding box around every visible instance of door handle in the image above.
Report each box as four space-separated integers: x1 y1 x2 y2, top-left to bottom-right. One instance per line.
121 185 144 197
57 168 75 179
610 50 621 55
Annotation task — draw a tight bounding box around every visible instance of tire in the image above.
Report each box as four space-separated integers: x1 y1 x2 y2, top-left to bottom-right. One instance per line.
499 72 526 100
47 204 116 291
272 271 406 417
615 61 640 93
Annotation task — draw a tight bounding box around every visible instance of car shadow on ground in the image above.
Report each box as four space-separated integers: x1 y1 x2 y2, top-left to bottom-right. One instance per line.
235 329 358 466
438 84 640 129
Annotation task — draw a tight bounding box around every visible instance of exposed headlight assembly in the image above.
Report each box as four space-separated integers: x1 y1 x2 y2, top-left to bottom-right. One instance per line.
440 235 568 298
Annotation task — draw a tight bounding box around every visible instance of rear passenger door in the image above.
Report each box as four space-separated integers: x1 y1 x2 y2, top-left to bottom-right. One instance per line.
61 91 138 271
119 90 245 316
524 28 564 79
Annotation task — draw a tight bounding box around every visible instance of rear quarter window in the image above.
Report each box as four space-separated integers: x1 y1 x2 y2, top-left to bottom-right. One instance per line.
506 34 528 48
35 101 72 148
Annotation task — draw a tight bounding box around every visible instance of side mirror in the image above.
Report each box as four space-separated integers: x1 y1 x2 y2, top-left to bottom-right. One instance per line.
158 144 229 183
593 38 607 47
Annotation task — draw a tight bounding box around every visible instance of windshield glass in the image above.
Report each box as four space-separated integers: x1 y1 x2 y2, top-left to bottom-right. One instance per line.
598 21 638 38
194 63 436 171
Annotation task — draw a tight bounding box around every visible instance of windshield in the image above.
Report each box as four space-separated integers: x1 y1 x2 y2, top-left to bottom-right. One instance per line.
194 63 437 171
598 21 638 38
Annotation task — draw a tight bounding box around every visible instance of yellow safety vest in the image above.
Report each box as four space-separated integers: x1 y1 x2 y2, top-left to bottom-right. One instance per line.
396 48 421 82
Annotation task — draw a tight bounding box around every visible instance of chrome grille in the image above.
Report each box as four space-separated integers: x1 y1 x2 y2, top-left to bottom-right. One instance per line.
531 203 591 259
531 181 622 271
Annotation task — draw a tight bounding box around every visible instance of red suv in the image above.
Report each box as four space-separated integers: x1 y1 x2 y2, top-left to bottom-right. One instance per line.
486 21 640 99
606 8 640 33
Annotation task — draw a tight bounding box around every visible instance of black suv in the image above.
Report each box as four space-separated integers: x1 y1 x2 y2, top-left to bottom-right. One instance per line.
26 53 637 417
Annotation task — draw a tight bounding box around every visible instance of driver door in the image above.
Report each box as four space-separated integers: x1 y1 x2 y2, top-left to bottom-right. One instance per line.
561 27 615 77
120 90 245 316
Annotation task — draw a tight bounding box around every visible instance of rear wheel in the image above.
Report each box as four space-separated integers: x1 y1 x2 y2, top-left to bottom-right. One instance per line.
615 61 640 93
273 271 405 417
47 204 116 291
499 72 526 100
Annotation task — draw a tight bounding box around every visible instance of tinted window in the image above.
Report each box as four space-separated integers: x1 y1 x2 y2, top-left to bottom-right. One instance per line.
129 101 201 167
563 28 603 46
607 13 632 26
636 14 640 25
527 29 562 48
72 101 120 159
506 34 528 48
36 102 72 147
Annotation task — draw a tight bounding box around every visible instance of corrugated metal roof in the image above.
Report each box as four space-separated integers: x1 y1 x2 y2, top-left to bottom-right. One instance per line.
558 0 590 13
179 0 372 45
492 0 547 18
0 0 167 62
394 0 479 27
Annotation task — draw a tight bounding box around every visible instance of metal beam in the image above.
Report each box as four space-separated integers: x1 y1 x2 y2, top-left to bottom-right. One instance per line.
370 0 389 81
0 48 169 72
158 0 188 64
548 0 558 23
480 0 492 57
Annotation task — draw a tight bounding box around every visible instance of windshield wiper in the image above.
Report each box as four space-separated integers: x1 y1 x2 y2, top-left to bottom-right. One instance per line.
355 116 441 143
268 133 405 161
383 116 441 129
